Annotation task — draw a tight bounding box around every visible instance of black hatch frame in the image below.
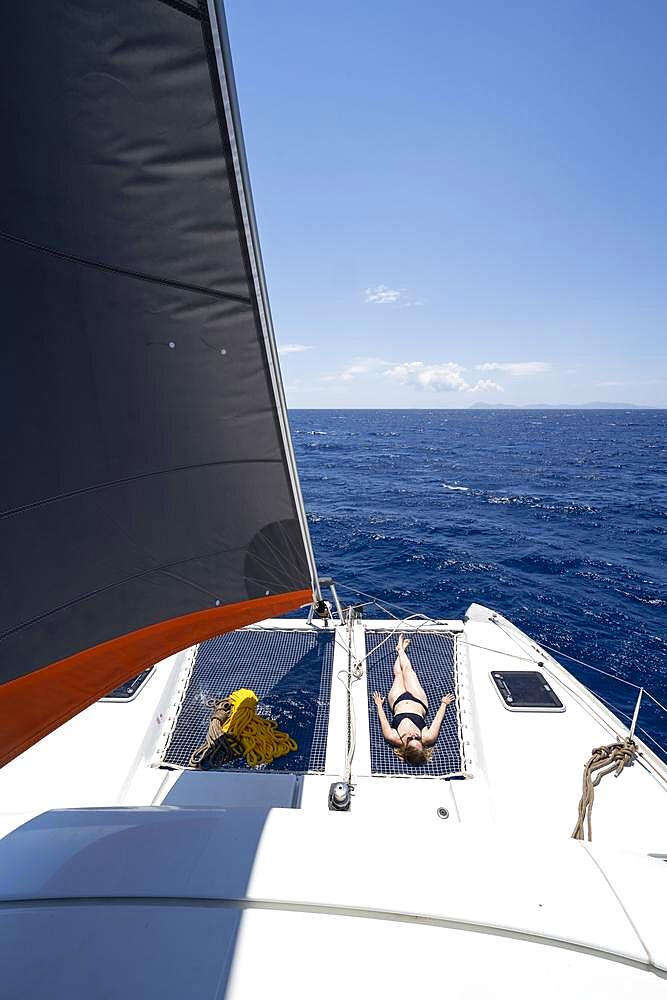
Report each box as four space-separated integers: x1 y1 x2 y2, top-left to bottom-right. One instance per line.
490 670 565 712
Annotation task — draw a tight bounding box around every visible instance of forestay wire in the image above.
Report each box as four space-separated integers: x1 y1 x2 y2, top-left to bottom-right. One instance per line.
334 579 667 758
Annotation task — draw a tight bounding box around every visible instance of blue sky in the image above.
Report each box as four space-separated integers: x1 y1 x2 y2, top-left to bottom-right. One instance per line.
226 1 667 407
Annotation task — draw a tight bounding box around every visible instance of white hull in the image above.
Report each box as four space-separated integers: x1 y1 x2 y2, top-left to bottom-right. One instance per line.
1 606 665 996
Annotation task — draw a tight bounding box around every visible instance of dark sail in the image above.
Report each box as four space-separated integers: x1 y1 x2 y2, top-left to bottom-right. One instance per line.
0 0 317 765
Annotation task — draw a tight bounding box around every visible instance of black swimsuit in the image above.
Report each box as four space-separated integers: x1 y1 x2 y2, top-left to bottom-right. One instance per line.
391 691 428 732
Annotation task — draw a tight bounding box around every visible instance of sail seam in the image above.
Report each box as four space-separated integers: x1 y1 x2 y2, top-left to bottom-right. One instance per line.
157 0 202 18
0 458 283 521
0 230 253 307
0 543 296 648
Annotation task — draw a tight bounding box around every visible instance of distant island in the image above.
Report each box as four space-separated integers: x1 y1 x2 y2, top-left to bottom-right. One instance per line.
468 401 655 410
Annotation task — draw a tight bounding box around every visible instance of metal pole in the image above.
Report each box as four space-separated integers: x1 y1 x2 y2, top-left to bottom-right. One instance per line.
629 687 643 740
328 583 344 622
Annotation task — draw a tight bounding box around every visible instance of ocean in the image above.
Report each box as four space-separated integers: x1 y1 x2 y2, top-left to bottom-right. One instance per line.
290 408 666 760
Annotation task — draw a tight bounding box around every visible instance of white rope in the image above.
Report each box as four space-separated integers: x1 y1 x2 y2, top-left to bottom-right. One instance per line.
593 692 667 757
335 580 667 741
538 642 643 691
644 689 667 716
243 585 667 761
336 580 439 621
336 667 357 781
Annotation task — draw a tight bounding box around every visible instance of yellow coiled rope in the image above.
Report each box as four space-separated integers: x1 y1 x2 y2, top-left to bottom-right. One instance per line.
221 688 297 768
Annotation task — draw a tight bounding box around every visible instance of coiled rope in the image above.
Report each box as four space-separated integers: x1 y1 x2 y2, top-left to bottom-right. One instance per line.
571 737 637 841
189 688 297 769
188 697 242 768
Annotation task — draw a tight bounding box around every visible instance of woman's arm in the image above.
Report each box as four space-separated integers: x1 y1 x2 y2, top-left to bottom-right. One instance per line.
372 692 402 747
423 693 455 747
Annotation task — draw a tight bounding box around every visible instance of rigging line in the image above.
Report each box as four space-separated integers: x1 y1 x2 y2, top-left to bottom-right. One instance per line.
337 662 359 779
338 577 665 693
1 457 284 521
0 230 253 306
363 616 444 666
538 643 643 691
644 689 667 716
341 616 362 780
336 579 666 669
337 580 626 673
457 637 536 664
492 617 667 751
491 615 573 676
336 593 449 649
365 600 401 621
505 627 667 715
594 694 667 757
335 584 667 755
337 581 667 715
311 575 667 722
338 616 453 678
329 582 462 666
335 580 439 621
344 591 425 626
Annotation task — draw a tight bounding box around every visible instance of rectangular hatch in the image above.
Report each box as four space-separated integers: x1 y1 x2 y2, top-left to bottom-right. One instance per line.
491 670 565 712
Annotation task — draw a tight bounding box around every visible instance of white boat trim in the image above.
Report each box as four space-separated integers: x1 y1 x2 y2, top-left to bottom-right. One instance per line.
1 605 665 997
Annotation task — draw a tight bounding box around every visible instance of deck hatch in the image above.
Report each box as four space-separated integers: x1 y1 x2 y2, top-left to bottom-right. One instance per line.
491 670 565 711
102 668 154 701
366 631 462 778
161 628 334 771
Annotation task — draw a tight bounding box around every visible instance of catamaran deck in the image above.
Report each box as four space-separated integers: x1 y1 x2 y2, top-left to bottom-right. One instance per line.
0 606 665 854
1 605 666 997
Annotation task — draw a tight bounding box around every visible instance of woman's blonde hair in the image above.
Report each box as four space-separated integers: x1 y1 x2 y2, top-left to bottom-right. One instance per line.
394 741 433 765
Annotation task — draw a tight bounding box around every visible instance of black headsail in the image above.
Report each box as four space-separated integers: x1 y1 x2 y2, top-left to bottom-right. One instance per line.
0 0 318 765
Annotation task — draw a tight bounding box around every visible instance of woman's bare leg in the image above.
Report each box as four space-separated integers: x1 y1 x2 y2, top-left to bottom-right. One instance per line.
396 635 428 707
387 654 406 712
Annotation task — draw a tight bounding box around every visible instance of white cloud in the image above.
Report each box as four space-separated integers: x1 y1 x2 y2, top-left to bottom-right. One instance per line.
319 356 506 393
385 361 467 391
475 361 552 375
364 285 402 304
385 361 503 394
278 343 312 354
321 356 389 383
468 378 505 393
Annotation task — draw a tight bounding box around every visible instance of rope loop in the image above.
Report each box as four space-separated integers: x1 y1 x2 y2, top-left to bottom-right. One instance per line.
572 737 636 841
189 688 297 769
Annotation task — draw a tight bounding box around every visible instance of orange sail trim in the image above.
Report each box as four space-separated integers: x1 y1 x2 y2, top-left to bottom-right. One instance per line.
0 589 311 769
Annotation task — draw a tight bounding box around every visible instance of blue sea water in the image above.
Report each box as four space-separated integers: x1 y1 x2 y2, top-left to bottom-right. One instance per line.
290 408 667 760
